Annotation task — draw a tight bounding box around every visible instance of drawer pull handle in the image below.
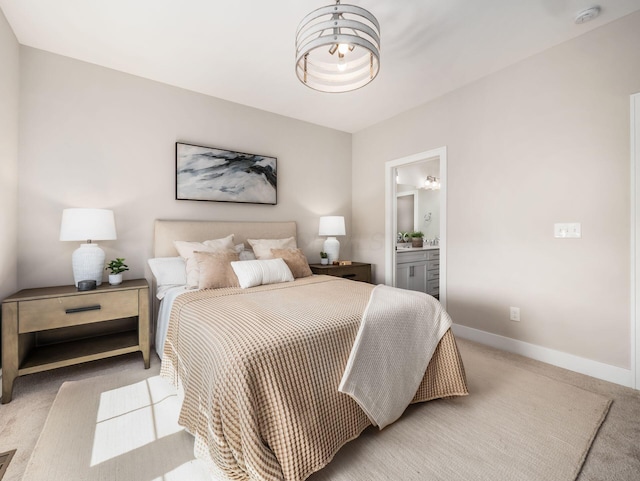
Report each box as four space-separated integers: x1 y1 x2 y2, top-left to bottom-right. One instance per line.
342 274 357 279
65 305 101 314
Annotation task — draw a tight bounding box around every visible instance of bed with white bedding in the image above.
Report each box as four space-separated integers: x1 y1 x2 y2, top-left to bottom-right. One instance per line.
149 219 468 481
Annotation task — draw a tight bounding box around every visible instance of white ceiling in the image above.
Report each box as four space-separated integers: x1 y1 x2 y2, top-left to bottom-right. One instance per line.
2 0 640 133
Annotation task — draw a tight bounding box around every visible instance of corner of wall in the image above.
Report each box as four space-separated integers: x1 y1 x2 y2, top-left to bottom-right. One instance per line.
0 7 20 301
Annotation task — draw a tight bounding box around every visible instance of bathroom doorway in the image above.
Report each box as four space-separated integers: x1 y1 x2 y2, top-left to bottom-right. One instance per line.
385 147 447 307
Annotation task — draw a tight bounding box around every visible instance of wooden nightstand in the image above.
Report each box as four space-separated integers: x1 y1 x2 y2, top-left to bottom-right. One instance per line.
1 279 150 404
309 262 372 283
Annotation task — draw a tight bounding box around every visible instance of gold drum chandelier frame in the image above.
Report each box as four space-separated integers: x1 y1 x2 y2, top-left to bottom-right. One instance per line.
295 0 381 93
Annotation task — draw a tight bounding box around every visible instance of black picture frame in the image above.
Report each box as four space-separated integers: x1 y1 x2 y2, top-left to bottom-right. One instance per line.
175 142 277 205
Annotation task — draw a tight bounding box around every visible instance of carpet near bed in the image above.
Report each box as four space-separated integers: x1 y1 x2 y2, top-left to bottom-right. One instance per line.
20 341 611 481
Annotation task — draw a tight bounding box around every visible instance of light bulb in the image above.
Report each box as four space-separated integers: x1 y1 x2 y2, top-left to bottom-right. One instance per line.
337 43 350 55
337 53 347 72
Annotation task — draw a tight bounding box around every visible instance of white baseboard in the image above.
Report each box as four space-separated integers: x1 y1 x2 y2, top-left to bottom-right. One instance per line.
452 324 634 388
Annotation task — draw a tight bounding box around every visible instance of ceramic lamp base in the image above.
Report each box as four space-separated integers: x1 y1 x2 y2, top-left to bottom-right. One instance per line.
323 237 340 264
71 243 105 287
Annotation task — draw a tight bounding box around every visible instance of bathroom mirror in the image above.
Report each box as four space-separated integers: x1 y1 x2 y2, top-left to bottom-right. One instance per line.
396 159 440 242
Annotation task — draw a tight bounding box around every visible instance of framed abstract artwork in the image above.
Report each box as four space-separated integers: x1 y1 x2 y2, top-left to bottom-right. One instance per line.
175 142 277 205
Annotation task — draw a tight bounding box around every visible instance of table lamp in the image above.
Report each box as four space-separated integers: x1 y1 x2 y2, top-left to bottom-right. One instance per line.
60 208 117 287
319 216 345 264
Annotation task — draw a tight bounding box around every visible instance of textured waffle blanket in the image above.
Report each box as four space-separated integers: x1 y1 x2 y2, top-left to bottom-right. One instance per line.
161 276 468 481
339 284 453 429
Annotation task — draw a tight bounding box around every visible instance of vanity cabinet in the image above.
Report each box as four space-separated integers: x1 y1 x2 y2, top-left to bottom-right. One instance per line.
396 249 439 298
426 249 440 298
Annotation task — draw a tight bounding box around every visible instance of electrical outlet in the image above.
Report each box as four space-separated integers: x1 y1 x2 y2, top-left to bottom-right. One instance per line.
510 307 520 322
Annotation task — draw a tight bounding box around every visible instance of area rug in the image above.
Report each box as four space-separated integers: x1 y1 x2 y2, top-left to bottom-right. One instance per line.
308 344 612 481
21 371 210 481
22 342 611 481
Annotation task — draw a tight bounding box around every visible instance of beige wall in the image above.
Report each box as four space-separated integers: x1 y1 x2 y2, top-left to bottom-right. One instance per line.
0 9 19 302
18 47 352 289
352 12 640 369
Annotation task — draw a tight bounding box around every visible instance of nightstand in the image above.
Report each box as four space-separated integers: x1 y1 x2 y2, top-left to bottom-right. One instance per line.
1 279 150 404
309 262 372 283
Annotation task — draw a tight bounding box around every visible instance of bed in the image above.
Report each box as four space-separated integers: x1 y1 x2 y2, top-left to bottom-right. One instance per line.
151 219 468 481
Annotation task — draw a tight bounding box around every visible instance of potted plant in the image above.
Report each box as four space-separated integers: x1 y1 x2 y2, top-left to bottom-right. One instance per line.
409 231 424 248
320 251 329 265
105 258 129 285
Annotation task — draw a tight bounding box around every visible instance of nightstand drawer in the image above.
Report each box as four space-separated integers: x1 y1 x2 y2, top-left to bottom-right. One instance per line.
309 262 372 283
19 290 139 333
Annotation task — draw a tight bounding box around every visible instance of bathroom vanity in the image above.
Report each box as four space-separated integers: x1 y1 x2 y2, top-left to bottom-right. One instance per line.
396 246 439 298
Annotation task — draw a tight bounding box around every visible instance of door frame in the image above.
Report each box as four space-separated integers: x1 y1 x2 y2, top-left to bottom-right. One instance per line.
385 146 447 308
631 93 640 389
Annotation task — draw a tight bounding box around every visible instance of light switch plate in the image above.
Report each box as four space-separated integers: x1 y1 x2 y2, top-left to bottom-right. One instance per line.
554 223 581 238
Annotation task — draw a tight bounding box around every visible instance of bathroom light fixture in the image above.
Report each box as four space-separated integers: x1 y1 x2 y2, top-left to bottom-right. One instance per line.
295 0 381 93
319 215 346 263
423 176 441 190
60 208 117 287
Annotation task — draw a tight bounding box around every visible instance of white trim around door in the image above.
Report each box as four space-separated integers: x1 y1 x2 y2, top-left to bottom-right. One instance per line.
385 146 447 308
632 93 640 389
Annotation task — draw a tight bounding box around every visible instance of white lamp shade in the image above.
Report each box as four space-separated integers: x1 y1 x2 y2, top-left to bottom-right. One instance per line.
318 216 346 236
60 208 117 242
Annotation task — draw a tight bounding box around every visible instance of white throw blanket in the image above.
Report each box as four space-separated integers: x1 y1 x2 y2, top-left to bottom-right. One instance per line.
339 285 452 429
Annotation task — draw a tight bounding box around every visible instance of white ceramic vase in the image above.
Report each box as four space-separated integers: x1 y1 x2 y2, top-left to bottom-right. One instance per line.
108 273 123 285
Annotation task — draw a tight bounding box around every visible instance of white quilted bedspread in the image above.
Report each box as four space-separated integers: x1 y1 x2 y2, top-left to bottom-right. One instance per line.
339 285 452 429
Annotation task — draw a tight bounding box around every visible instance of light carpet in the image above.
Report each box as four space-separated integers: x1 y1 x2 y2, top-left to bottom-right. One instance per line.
22 344 611 481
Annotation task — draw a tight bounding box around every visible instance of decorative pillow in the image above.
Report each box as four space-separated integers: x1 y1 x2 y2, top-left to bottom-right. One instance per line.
194 250 240 289
239 248 256 261
147 257 187 286
203 235 236 250
270 248 312 278
230 258 294 289
247 237 297 260
174 234 235 288
233 243 257 261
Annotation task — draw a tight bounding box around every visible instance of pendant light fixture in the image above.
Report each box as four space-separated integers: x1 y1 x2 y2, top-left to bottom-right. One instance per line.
295 0 381 93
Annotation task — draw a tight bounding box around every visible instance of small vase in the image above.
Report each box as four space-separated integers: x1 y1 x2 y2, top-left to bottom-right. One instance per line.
412 238 423 248
320 258 329 265
109 273 123 285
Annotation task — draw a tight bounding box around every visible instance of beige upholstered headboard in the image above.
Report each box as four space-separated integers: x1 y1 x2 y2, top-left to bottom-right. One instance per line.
150 220 298 340
154 219 298 257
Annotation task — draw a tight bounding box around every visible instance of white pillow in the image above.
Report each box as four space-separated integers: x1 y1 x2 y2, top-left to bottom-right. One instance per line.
247 237 297 259
174 234 235 288
231 258 294 289
148 257 187 286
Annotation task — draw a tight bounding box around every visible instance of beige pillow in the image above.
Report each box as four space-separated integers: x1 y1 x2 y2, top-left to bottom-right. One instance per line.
270 248 312 278
247 237 297 259
194 250 240 289
174 234 235 288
